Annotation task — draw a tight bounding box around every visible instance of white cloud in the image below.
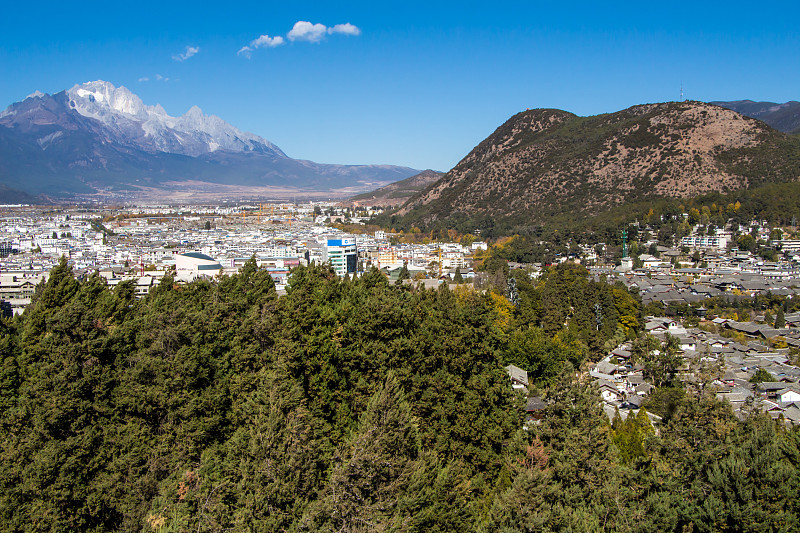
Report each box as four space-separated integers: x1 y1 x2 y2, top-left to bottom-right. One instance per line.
241 21 361 56
287 21 329 42
238 34 285 58
253 34 285 48
329 23 361 36
139 74 171 82
173 46 200 62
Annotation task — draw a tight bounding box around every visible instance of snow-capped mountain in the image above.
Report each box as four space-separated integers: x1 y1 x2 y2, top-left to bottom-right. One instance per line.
62 81 286 157
0 81 418 199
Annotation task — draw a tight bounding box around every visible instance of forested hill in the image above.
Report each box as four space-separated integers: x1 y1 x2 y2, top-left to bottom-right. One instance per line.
1 259 800 531
385 101 800 236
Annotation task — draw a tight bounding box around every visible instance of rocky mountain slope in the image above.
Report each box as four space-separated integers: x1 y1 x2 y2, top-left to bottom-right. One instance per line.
0 81 418 199
711 100 800 134
393 101 800 233
349 169 443 206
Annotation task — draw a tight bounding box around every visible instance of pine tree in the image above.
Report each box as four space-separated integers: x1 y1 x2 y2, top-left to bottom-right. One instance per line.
302 373 422 530
528 371 621 527
775 307 786 328
611 407 654 465
146 367 325 532
0 268 129 530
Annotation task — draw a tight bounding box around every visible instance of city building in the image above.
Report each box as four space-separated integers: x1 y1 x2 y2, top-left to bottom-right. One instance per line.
323 238 357 276
681 235 728 249
176 252 222 281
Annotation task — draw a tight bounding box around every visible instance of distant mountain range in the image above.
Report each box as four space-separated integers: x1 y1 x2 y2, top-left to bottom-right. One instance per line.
349 169 443 206
0 81 418 202
386 101 800 235
711 100 800 134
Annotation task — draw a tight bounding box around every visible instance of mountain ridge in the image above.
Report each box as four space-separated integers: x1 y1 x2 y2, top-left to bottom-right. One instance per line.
349 169 443 206
711 100 800 134
388 101 800 234
0 81 418 199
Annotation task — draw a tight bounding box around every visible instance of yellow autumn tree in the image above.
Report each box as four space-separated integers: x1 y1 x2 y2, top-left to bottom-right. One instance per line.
489 291 515 332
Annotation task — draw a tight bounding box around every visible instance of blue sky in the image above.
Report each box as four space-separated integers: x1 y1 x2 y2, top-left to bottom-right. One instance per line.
1 1 798 171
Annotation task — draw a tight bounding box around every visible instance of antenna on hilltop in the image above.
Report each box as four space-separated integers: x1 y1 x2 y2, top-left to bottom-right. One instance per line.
680 82 684 102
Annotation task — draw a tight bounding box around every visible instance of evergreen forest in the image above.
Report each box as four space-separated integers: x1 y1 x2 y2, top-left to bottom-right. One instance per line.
1 258 799 532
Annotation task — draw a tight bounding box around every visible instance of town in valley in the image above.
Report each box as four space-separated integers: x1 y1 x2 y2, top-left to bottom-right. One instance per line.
4 199 800 427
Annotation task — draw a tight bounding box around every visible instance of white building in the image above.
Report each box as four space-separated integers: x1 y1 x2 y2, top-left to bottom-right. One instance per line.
175 252 222 281
777 387 800 405
781 240 800 255
681 235 728 250
323 238 358 277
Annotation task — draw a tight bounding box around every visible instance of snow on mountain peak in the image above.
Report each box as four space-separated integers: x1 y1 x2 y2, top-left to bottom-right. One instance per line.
184 105 203 118
63 80 285 158
68 81 148 122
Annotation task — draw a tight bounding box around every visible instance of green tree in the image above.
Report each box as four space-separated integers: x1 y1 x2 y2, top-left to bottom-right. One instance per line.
0 266 134 530
688 416 800 531
528 371 623 528
631 333 684 388
611 407 653 465
737 233 756 253
486 433 554 531
302 373 422 530
639 395 739 530
0 319 20 414
150 368 324 532
775 307 786 328
750 368 775 384
505 327 585 386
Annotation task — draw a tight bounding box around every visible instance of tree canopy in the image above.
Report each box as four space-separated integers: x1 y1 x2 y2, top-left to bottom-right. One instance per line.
0 259 798 531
